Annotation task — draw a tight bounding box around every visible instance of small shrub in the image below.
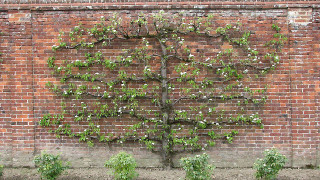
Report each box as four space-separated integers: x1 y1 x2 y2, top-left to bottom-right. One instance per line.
180 153 214 180
0 156 3 177
254 148 287 180
34 153 70 180
0 164 3 177
105 151 138 180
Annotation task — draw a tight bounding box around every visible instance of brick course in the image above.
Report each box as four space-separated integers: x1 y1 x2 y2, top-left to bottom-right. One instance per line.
0 1 319 168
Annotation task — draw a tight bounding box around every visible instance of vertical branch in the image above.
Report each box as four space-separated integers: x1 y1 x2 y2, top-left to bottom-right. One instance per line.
159 38 172 168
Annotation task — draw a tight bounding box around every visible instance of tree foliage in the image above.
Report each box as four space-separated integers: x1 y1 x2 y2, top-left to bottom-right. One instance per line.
40 11 286 167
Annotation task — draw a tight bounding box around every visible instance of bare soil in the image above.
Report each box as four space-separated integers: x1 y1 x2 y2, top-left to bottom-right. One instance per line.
1 167 319 180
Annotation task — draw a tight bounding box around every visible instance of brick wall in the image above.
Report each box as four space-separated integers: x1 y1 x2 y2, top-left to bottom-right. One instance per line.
0 1 319 168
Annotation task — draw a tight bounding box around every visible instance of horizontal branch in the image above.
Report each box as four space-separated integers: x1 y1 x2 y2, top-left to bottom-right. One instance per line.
63 33 161 50
63 74 162 84
168 77 195 83
92 135 162 143
169 118 214 126
172 94 247 105
171 54 273 71
64 37 114 49
169 116 261 127
82 92 155 100
92 110 164 125
243 63 272 71
172 148 202 154
163 26 222 39
56 131 162 143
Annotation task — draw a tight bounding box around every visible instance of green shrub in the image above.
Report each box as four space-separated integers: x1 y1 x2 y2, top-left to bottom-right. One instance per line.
254 148 287 180
0 164 3 177
180 153 214 180
105 151 138 180
0 156 3 177
34 153 70 180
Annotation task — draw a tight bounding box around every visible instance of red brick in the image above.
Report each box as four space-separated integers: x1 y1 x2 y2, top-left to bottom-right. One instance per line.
0 2 319 168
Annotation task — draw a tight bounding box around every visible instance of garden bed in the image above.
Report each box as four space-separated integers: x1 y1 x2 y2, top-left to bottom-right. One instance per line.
1 167 319 180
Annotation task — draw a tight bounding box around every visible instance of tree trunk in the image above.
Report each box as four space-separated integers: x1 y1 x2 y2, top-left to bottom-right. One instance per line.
159 39 172 168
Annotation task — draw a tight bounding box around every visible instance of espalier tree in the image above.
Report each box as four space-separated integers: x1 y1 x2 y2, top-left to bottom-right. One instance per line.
41 11 286 167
